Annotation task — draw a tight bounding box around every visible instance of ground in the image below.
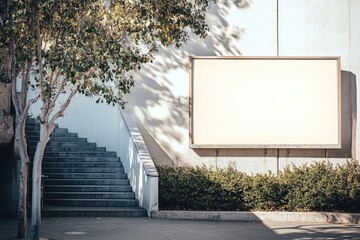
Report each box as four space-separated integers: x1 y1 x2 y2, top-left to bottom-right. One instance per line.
0 217 360 240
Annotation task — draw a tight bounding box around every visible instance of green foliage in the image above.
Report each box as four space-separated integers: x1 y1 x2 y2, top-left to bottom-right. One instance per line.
0 0 216 106
158 160 360 212
243 172 286 211
279 161 360 212
159 165 248 210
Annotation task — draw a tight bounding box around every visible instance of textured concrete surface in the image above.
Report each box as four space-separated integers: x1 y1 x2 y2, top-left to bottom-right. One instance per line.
0 217 360 240
153 211 360 224
0 114 13 143
0 83 11 112
0 83 13 144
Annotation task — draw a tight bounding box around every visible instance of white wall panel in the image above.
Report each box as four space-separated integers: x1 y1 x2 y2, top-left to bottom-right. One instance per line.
350 0 360 159
279 0 350 69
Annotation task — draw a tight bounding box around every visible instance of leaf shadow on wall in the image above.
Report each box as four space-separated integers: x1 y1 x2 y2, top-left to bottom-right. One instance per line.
126 1 356 164
125 1 247 165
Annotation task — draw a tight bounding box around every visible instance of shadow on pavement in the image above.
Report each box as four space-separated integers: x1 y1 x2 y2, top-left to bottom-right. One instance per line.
267 222 360 240
1 217 360 240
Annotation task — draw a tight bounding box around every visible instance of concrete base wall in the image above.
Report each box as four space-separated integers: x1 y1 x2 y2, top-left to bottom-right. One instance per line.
153 211 360 224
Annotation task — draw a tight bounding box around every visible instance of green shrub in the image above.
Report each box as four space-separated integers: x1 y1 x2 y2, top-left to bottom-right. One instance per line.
279 161 360 212
158 166 248 210
157 160 360 212
280 162 337 211
243 172 287 211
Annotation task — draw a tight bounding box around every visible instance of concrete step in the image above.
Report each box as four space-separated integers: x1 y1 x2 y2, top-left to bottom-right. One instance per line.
25 122 59 128
26 131 78 137
25 118 40 123
42 161 122 168
25 117 44 123
29 151 117 157
45 172 127 179
41 157 121 162
25 126 68 133
45 185 132 192
27 136 88 142
29 142 97 147
29 146 106 152
25 118 57 124
46 192 135 199
42 167 124 173
45 178 130 185
45 199 139 207
42 205 147 217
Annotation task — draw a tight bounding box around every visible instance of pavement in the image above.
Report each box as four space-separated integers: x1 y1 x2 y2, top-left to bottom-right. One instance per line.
1 217 360 240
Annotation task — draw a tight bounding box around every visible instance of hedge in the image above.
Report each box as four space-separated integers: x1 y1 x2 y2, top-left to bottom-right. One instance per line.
158 160 360 212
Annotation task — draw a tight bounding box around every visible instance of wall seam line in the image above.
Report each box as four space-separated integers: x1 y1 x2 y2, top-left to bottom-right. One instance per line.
349 0 351 71
276 0 279 56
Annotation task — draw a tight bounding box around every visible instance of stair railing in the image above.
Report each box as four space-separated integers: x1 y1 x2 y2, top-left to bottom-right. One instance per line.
118 109 159 216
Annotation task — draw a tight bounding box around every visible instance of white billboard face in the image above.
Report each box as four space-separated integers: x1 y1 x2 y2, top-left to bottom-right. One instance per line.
190 57 341 148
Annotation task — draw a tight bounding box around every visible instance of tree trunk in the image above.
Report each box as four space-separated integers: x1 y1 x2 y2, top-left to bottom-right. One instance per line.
15 116 30 239
30 122 49 240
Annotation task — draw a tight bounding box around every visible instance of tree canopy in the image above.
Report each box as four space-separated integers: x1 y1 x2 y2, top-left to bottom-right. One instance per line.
0 0 216 107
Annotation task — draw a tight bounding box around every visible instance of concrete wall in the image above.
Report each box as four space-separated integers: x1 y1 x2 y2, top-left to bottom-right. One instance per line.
277 0 358 169
28 0 360 174
122 0 359 173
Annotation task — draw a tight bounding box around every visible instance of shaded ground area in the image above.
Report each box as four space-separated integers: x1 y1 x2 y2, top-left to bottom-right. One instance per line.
1 217 360 240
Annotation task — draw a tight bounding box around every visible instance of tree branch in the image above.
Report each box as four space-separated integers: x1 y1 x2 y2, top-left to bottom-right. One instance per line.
50 68 61 87
20 61 32 112
19 69 26 111
49 76 65 109
8 0 20 117
48 68 55 86
49 87 77 127
48 66 95 125
11 78 21 117
35 1 44 93
85 66 97 78
20 95 40 122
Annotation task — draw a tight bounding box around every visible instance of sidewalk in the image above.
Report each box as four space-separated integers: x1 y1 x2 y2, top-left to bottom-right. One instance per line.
1 217 360 240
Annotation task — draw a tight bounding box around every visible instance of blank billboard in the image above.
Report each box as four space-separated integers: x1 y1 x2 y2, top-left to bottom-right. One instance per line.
189 56 341 148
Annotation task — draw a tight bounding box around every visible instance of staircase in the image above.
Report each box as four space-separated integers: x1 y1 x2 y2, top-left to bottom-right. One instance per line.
26 117 147 217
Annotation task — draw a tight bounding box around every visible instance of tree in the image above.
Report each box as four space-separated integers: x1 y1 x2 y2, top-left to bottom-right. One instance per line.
0 0 216 239
0 1 38 238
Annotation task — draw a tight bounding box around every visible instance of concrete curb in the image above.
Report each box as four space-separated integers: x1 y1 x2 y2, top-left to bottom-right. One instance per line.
152 211 360 224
